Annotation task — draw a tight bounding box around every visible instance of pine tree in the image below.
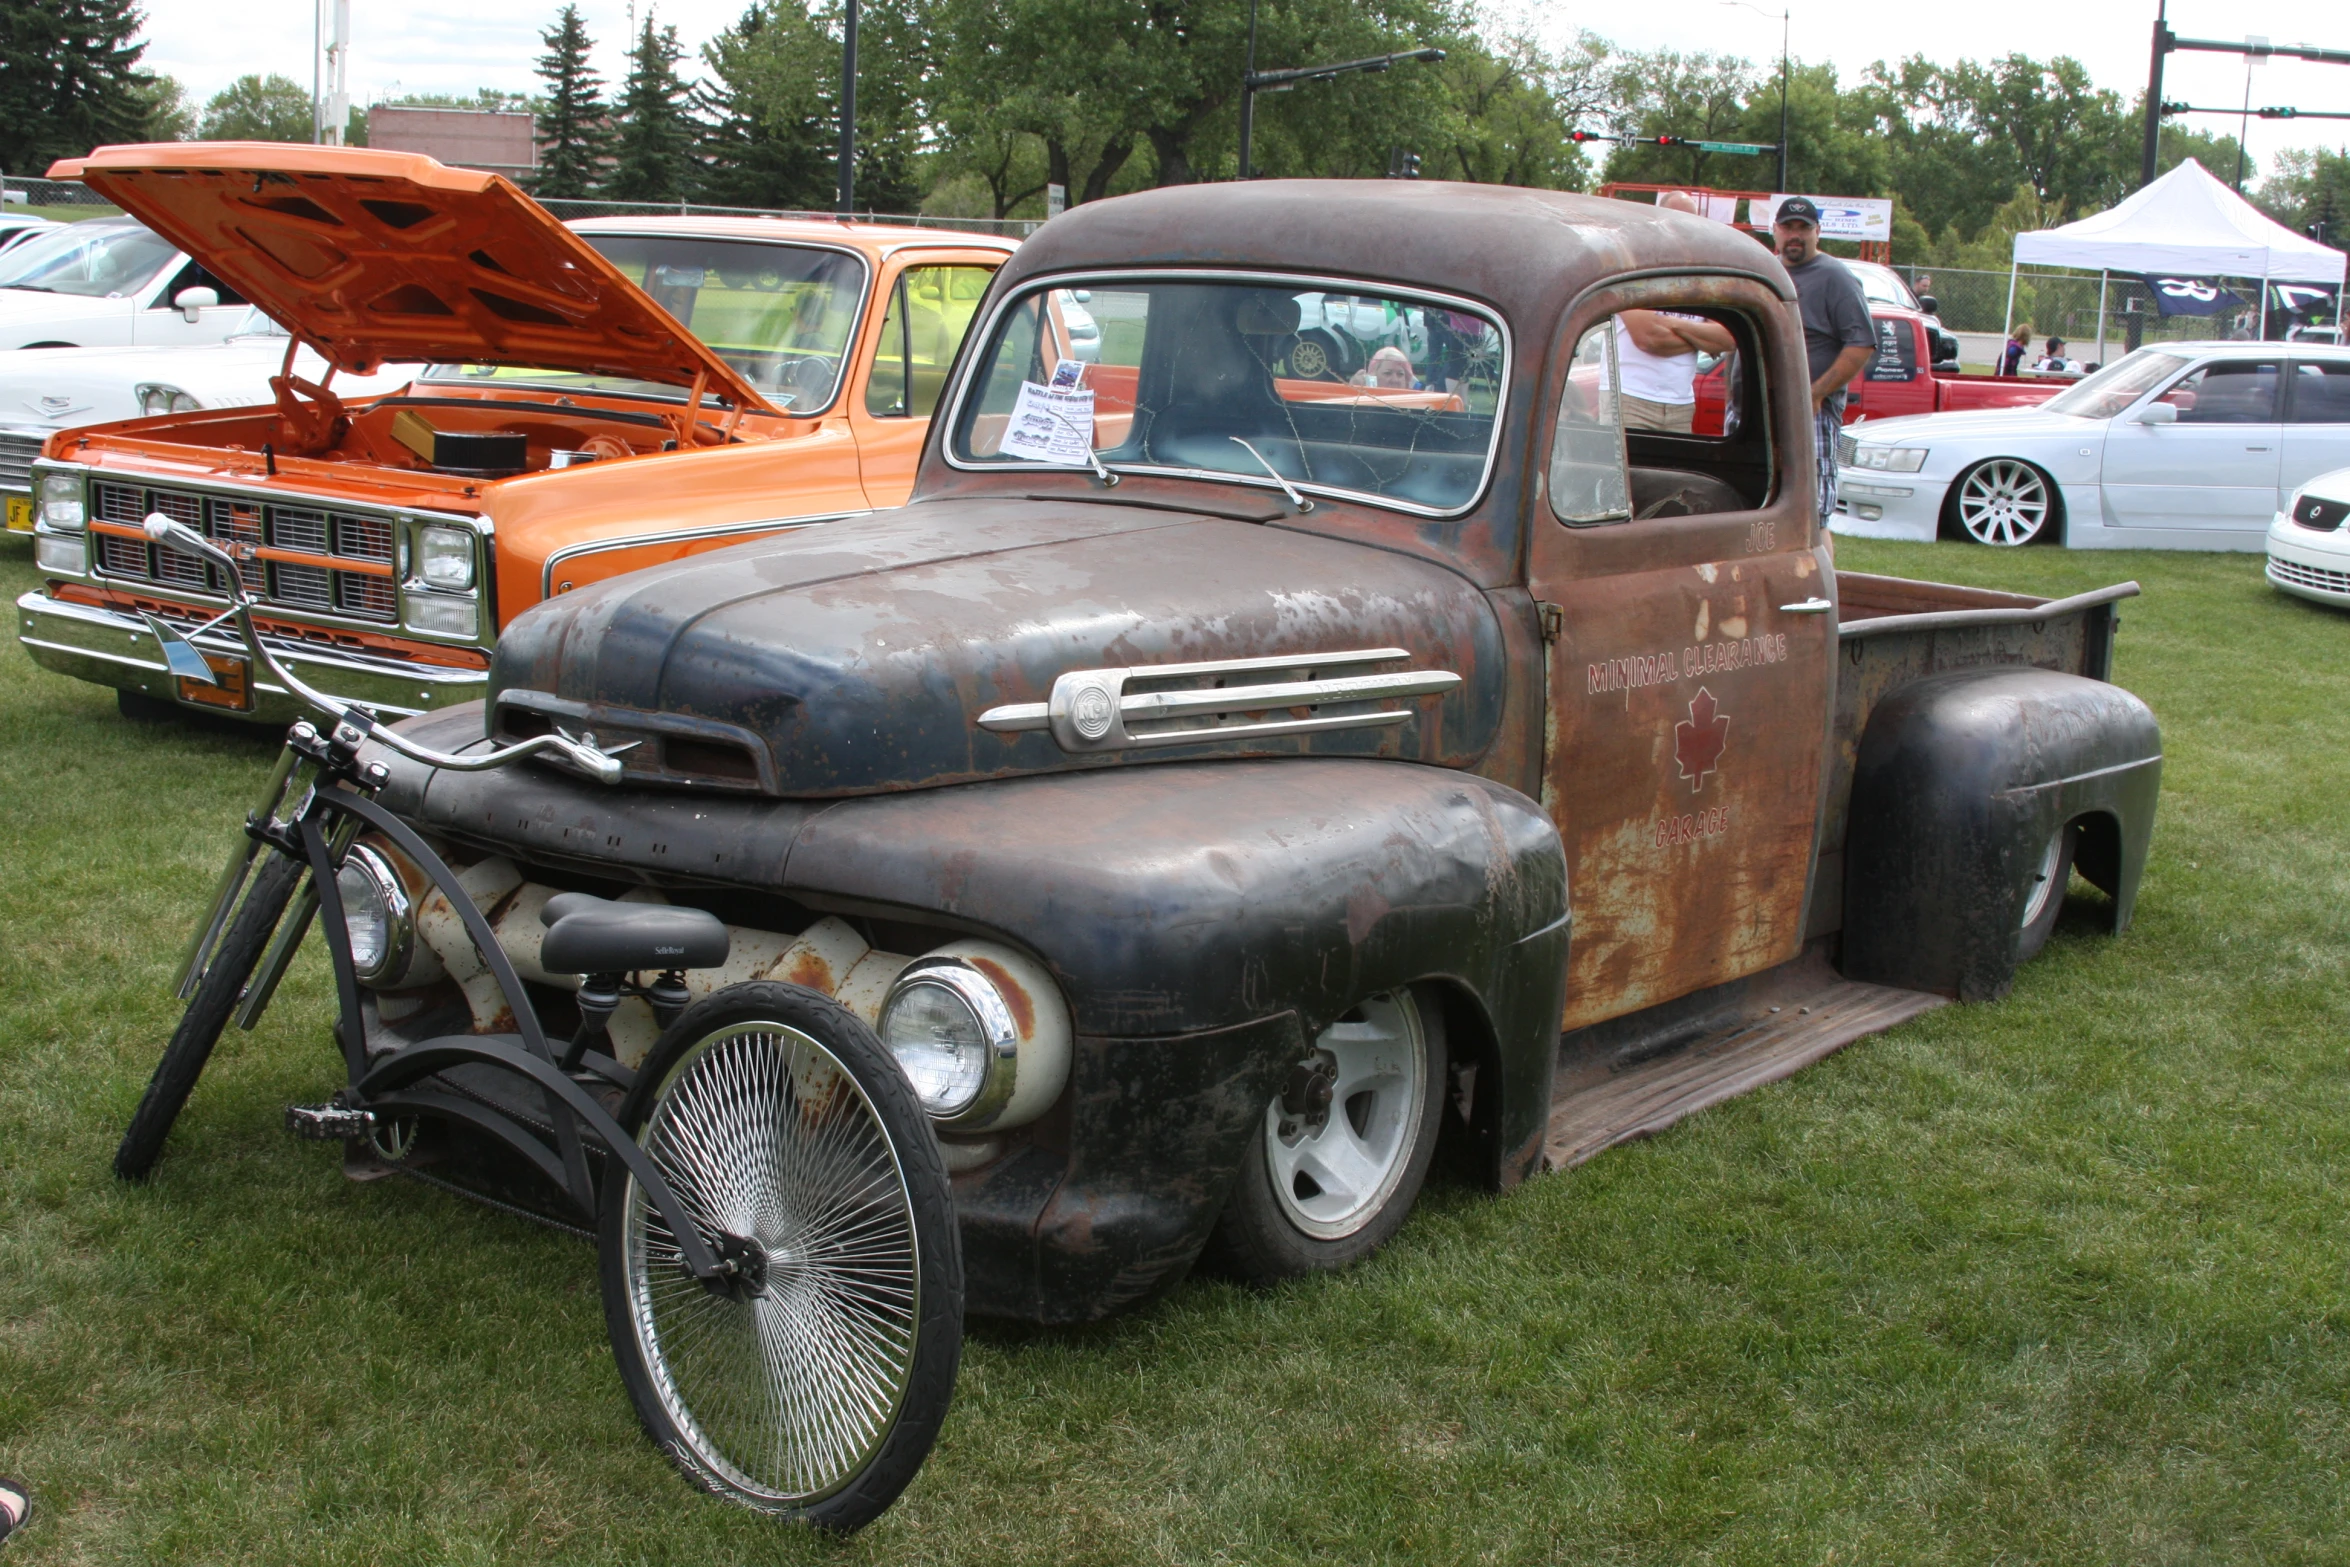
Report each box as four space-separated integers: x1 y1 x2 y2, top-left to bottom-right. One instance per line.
0 0 158 174
605 10 693 203
696 3 834 211
531 4 610 200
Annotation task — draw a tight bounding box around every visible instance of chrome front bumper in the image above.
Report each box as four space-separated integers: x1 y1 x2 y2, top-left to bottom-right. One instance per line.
16 589 489 723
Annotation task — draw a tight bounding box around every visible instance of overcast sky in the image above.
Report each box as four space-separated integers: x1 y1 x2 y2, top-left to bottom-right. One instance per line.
135 0 2350 179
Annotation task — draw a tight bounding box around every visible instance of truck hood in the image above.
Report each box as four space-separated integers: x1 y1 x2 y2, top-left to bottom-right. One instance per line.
48 143 773 412
487 498 1504 797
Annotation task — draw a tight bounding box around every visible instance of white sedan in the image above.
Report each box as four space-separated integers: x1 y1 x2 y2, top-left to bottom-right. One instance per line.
1832 341 2350 550
2267 466 2350 609
0 216 250 350
0 310 418 529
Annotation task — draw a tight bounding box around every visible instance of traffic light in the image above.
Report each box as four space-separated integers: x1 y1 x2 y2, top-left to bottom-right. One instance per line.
1386 147 1422 179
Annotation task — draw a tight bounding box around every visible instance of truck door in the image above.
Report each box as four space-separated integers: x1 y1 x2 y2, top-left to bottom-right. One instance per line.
850 256 1000 507
1528 287 1836 1032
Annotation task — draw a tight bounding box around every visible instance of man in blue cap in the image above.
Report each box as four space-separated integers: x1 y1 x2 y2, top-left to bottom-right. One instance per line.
1774 196 1874 524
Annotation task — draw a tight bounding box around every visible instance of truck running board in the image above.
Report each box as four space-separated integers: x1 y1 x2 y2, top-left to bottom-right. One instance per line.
1545 951 1945 1172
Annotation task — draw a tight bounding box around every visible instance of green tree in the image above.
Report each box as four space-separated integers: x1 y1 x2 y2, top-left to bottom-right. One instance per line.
805 0 928 212
696 2 835 210
533 4 610 200
1598 48 1759 189
133 73 195 141
1429 29 1603 189
605 9 693 202
0 0 159 171
198 73 314 142
2258 147 2350 254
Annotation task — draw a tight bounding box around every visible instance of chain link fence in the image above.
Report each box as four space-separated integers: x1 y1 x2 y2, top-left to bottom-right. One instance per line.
1895 264 2268 354
0 175 119 217
535 196 1042 237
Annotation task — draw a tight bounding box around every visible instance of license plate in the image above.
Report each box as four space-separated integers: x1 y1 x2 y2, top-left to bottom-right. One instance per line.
177 651 253 712
3 495 29 533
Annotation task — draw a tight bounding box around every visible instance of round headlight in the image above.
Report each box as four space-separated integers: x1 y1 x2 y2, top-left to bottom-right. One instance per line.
334 845 412 985
879 968 1005 1118
876 943 1072 1131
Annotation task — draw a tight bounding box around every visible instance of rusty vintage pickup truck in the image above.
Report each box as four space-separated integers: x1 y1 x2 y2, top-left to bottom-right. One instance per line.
191 181 2160 1522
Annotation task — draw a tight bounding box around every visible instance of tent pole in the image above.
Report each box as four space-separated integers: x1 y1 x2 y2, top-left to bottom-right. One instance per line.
2002 263 2019 370
2258 263 2268 340
2095 271 2108 366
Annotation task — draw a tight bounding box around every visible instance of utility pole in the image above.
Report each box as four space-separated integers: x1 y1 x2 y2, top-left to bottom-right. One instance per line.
1239 0 1259 180
2235 36 2267 191
320 0 350 147
836 0 858 215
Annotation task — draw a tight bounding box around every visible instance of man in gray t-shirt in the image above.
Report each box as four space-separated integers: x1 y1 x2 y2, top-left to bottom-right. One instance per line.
1774 196 1874 523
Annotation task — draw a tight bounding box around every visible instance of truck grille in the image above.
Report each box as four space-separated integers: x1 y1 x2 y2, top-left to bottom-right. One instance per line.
0 431 39 493
87 479 399 623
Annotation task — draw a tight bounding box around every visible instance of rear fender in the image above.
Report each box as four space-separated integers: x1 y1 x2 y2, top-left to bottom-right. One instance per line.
1841 668 2160 1000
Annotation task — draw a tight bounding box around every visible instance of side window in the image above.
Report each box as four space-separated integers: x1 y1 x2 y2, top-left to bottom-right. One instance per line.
1548 304 1771 526
865 264 996 418
2286 360 2350 423
2163 360 2280 423
151 260 247 308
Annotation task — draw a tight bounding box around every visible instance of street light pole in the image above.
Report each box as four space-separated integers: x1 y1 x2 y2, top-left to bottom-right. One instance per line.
1239 0 1260 180
1721 4 1790 192
836 0 859 216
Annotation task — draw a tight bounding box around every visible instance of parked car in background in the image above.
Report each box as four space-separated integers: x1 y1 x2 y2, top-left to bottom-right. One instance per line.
2267 465 2350 607
0 216 250 348
1845 258 1957 366
0 216 64 256
19 143 1017 723
1839 308 2065 424
0 309 419 533
1832 342 2350 547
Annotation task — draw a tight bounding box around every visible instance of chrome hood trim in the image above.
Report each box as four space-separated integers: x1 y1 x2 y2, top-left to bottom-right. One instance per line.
978 648 1461 753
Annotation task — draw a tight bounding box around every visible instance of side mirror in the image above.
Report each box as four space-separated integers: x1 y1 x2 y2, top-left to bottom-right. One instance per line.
173 286 219 323
2137 401 2179 425
1917 295 1939 315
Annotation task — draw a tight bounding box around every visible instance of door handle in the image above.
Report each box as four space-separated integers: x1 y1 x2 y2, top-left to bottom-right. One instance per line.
1779 597 1833 614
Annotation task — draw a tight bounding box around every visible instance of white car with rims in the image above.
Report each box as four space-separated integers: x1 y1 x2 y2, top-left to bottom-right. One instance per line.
0 309 417 534
2267 467 2350 608
1831 341 2350 549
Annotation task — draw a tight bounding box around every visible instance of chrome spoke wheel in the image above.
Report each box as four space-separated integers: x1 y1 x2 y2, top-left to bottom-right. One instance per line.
1265 991 1429 1241
1955 459 2053 546
2020 828 2066 931
622 1022 920 1507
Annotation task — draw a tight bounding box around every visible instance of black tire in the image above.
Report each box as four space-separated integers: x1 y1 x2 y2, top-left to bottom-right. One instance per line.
599 981 962 1534
1209 987 1446 1282
2017 821 2081 964
114 850 304 1181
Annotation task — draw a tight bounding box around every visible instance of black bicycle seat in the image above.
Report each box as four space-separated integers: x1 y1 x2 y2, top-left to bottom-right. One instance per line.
539 895 729 975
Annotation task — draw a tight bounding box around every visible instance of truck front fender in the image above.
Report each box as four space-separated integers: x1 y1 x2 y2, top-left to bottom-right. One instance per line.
1841 667 2161 1000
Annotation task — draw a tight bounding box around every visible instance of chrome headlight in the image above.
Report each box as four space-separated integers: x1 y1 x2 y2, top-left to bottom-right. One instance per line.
135 382 201 417
335 844 414 986
416 524 476 590
1854 445 1929 473
878 941 1071 1130
38 471 84 530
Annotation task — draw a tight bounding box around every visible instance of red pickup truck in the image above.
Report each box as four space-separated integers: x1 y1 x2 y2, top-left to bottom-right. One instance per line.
1687 307 2058 433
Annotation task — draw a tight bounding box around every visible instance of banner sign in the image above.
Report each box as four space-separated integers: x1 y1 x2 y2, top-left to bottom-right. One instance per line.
1760 194 1893 241
2138 274 2246 318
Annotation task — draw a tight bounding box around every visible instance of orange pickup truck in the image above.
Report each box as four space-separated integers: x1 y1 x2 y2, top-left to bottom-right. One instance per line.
16 143 1016 723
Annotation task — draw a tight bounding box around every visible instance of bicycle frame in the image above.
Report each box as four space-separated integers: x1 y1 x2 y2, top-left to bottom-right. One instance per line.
146 514 742 1287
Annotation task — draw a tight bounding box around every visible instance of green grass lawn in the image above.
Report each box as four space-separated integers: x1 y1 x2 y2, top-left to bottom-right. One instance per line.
2 535 2346 1564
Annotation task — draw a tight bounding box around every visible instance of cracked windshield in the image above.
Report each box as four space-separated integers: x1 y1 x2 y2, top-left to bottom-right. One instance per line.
424 236 866 409
953 280 1504 513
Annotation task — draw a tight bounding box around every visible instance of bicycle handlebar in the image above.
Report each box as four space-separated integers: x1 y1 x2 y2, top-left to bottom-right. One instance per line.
140 513 630 785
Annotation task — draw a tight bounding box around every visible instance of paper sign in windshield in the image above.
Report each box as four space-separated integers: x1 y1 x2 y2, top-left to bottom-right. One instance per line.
1001 360 1095 464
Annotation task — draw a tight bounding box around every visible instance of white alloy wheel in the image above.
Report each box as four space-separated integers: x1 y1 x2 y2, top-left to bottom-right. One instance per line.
1953 459 2056 546
1265 991 1430 1241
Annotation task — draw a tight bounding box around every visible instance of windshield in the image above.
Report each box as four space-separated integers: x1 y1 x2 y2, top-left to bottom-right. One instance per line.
226 307 286 341
1846 262 1918 312
2044 350 2190 419
421 235 867 409
950 278 1506 515
0 220 177 298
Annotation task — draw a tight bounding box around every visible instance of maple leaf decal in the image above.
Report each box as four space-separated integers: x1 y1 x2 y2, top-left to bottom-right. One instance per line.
1674 687 1729 791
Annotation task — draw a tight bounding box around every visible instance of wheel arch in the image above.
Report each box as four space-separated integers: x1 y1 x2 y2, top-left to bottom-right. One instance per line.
1940 454 2068 546
1840 667 2160 1000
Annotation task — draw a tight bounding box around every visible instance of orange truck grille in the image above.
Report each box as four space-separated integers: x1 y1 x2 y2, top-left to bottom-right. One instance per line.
88 480 399 624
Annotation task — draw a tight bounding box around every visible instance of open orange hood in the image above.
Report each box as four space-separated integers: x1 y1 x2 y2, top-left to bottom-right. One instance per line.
49 143 775 412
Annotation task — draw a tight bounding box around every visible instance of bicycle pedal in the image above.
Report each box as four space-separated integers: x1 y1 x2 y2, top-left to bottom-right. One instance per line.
286 1102 375 1141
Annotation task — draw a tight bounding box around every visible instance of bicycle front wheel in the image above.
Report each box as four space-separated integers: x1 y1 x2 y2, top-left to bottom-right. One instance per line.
114 850 304 1181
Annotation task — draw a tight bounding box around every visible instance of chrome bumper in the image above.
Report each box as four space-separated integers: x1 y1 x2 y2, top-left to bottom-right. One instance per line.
15 589 488 723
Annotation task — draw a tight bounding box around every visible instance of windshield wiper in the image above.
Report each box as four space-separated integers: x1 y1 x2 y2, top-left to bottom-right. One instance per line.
1037 397 1123 488
1228 437 1314 513
5 284 56 294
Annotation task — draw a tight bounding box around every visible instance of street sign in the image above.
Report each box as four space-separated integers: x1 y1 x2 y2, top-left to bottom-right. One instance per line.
1692 140 1773 155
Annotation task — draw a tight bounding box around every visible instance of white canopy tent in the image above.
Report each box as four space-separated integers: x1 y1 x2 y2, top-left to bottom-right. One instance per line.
2004 159 2349 361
